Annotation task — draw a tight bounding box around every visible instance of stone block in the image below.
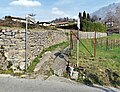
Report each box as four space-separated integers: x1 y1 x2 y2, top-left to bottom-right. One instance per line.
20 33 25 37
19 62 25 70
0 35 5 38
0 32 3 35
11 66 17 71
2 30 6 32
71 71 79 80
5 36 13 39
4 52 9 58
4 32 12 36
0 41 4 45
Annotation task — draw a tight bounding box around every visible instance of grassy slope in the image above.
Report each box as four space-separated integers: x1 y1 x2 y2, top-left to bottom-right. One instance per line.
71 34 120 87
77 34 120 61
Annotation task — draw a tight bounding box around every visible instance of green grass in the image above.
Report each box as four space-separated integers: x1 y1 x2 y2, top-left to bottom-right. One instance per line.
107 34 120 39
71 34 120 87
75 34 120 61
97 48 120 62
27 41 69 73
0 66 23 76
0 69 13 74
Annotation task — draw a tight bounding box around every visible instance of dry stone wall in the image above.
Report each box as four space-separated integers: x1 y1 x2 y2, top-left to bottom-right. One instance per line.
0 29 67 70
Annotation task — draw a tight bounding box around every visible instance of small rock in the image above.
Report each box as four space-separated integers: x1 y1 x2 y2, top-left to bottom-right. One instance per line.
71 71 79 80
20 74 29 78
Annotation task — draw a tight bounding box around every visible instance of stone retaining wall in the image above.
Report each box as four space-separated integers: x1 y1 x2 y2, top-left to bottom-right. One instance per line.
0 29 67 70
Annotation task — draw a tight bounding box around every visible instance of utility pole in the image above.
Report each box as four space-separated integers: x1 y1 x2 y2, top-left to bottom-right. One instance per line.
77 14 80 67
25 14 36 71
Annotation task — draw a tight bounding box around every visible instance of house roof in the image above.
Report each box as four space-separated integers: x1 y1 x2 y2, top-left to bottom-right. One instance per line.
56 22 69 25
39 22 50 24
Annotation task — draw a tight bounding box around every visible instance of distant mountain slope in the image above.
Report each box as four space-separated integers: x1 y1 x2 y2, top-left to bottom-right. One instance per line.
92 3 120 20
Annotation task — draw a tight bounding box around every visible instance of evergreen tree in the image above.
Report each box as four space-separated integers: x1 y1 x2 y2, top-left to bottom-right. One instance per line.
87 13 90 21
79 12 82 20
83 11 86 19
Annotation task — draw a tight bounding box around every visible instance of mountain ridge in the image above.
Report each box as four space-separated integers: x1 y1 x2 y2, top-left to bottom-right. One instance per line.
92 2 120 20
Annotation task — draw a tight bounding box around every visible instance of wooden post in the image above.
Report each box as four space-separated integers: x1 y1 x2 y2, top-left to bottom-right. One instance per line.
111 40 113 49
70 31 73 51
77 30 79 67
94 31 96 58
106 38 108 51
69 30 73 65
100 39 102 47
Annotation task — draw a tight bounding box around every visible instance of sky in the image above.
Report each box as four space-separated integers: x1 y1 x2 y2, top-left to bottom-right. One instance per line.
0 0 120 21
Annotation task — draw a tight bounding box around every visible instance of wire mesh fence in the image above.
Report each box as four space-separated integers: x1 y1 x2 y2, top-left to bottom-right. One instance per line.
95 38 120 51
68 30 120 66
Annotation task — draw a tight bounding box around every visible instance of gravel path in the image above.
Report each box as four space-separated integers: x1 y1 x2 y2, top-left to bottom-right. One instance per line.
0 75 119 92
